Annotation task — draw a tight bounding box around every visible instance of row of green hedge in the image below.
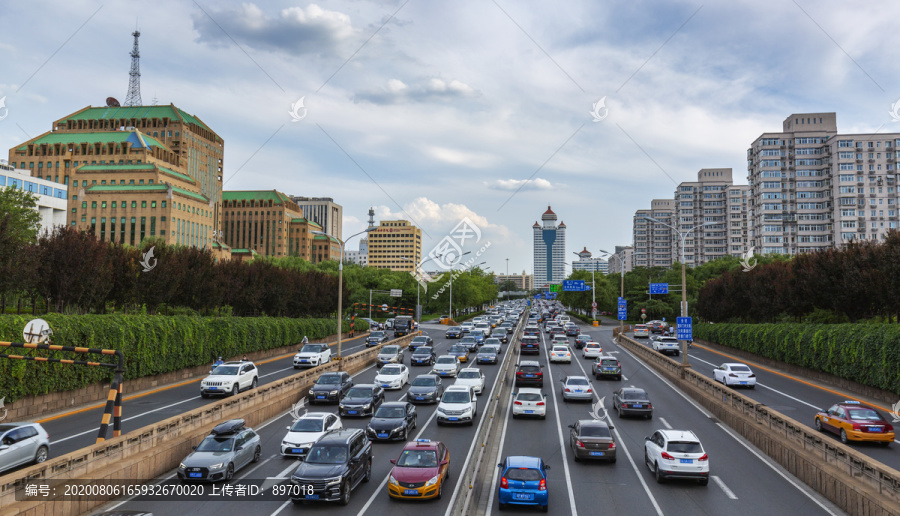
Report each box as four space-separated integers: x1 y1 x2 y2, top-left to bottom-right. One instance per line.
693 323 900 395
0 314 363 403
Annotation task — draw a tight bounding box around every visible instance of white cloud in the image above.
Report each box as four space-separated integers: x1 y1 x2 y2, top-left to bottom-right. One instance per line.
355 77 480 104
484 178 560 191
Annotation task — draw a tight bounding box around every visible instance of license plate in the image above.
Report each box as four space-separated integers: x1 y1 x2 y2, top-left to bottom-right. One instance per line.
416 397 424 400
604 368 615 371
382 384 390 388
404 489 418 495
633 404 643 408
590 451 604 456
525 410 534 414
317 395 325 399
870 427 883 432
378 433 388 438
525 374 534 378
300 360 309 363
575 390 582 393
513 493 534 500
449 417 458 421
680 459 693 464
305 494 319 500
739 381 747 385
349 410 358 414
291 448 305 454
189 472 202 478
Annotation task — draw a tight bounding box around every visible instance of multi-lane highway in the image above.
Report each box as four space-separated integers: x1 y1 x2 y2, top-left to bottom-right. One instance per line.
82 310 846 516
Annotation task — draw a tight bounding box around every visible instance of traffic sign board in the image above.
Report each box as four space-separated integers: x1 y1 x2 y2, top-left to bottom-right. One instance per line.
676 317 692 341
563 280 585 291
617 297 627 321
549 284 560 292
591 302 597 308
381 304 389 311
390 289 402 297
649 283 669 295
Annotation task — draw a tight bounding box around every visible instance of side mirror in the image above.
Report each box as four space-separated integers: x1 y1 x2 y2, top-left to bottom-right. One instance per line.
441 459 450 466
644 436 651 441
192 446 198 450
608 424 615 430
544 465 551 470
286 426 291 430
235 446 243 451
497 463 502 468
567 424 574 429
390 459 396 464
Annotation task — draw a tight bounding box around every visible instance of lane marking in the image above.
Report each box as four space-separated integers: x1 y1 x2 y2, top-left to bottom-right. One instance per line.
712 475 738 500
50 396 200 444
658 417 673 430
541 331 579 516
485 366 515 512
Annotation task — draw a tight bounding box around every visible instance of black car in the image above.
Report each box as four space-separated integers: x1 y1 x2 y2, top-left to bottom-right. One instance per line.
476 345 501 365
491 328 509 344
290 429 372 505
515 361 544 387
445 326 463 339
613 387 653 418
460 336 479 353
574 334 591 349
339 384 385 417
565 325 579 337
365 402 417 441
366 331 389 347
409 335 433 351
520 336 540 355
309 372 353 404
410 346 436 366
407 374 444 404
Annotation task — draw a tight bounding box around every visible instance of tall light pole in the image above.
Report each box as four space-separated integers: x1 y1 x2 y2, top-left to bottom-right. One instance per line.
312 226 376 365
645 217 715 369
573 251 596 323
505 258 509 302
448 252 472 321
402 255 442 321
600 249 625 336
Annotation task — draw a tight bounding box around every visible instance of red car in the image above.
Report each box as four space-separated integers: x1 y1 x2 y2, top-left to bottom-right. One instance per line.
814 401 894 445
388 439 450 500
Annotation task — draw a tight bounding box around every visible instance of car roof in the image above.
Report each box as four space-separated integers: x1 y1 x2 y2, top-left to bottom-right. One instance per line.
412 346 433 352
380 401 408 408
316 428 362 444
577 419 611 428
445 385 472 392
620 387 647 394
402 439 442 451
415 374 440 380
351 383 377 388
596 354 617 359
221 361 247 366
0 422 37 431
504 456 543 469
834 400 879 410
516 387 543 395
518 360 541 366
437 354 457 359
298 412 334 420
722 362 750 367
658 429 700 442
413 336 429 340
564 375 589 382
459 367 481 373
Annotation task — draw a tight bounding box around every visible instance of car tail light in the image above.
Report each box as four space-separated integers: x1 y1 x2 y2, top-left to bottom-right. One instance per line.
660 452 675 460
608 441 615 449
621 403 627 408
586 388 592 393
728 373 738 377
500 477 508 488
536 401 545 406
698 453 708 461
887 424 895 432
575 439 585 448
851 422 861 431
565 388 571 392
514 401 523 405
749 374 756 378
538 479 546 491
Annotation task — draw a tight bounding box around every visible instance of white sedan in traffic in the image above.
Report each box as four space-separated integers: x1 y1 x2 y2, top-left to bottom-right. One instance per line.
549 345 572 363
582 342 603 359
512 388 547 419
374 364 410 390
455 368 487 394
713 363 756 388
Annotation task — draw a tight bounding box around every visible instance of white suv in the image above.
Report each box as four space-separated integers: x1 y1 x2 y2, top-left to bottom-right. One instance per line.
201 361 259 397
644 429 709 485
436 385 478 425
652 337 681 357
293 343 333 369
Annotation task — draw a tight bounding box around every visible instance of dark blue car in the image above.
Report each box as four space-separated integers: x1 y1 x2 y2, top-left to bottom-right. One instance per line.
497 456 550 512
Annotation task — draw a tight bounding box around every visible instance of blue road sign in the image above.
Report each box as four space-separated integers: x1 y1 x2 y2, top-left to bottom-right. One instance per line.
676 317 692 340
581 285 592 291
617 297 627 321
563 280 586 291
649 283 669 295
534 293 542 299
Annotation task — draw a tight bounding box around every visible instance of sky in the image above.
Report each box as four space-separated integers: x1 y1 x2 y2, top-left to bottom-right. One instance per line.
2 0 899 275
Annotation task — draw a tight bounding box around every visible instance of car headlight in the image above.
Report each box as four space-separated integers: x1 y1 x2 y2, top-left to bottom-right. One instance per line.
283 441 294 446
325 477 342 486
363 402 371 409
329 390 339 395
389 475 399 486
309 389 315 395
425 475 440 487
209 462 224 470
179 462 186 469
436 408 446 415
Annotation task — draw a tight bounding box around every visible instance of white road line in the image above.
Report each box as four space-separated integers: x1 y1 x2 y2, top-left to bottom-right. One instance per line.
712 475 738 500
611 336 839 516
269 499 292 516
485 373 515 512
689 355 823 412
658 417 673 430
50 396 201 444
542 332 579 516
240 453 278 479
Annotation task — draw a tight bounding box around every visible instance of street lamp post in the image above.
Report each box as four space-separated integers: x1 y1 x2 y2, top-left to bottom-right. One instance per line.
573 251 597 323
645 217 715 369
448 252 472 321
402 255 443 322
600 249 627 336
312 227 376 366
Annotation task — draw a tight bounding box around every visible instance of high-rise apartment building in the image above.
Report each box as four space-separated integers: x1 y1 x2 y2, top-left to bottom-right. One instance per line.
571 247 608 274
606 245 633 274
632 199 675 268
674 169 735 265
367 220 422 271
289 196 343 240
532 206 566 287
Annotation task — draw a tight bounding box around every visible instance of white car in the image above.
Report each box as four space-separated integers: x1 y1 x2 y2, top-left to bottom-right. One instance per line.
374 364 410 390
512 388 546 419
200 361 258 397
460 322 475 333
431 355 461 378
713 363 757 388
455 368 486 394
582 342 603 359
652 337 681 357
292 343 332 369
280 412 342 459
549 345 571 363
644 429 709 485
436 385 478 425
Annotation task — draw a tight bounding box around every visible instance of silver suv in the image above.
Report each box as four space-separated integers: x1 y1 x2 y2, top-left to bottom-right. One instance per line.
0 422 50 474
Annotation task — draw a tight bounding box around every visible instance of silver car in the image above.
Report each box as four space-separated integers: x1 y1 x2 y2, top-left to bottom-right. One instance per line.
177 419 262 482
376 345 403 367
0 422 50 474
560 375 594 402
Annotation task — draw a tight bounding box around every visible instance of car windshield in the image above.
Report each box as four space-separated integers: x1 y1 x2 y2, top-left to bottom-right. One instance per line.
600 359 618 366
519 365 540 373
667 441 703 453
580 425 611 438
290 419 324 432
346 387 373 398
442 391 471 403
305 445 349 464
586 343 600 349
458 371 480 379
460 338 475 344
578 335 590 340
382 346 399 354
375 406 405 418
623 391 648 400
300 344 325 353
553 346 568 352
196 435 234 452
413 337 428 343
370 332 384 337
516 393 542 402
848 409 882 420
211 366 238 376
316 375 340 385
413 347 432 355
436 357 456 365
485 339 501 344
412 377 437 386
729 365 751 372
397 449 438 468
381 366 402 375
567 378 589 386
505 467 542 481
481 347 499 354
450 346 467 353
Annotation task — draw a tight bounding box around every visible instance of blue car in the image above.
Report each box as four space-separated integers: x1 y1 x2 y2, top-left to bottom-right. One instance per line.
470 330 486 347
497 456 550 512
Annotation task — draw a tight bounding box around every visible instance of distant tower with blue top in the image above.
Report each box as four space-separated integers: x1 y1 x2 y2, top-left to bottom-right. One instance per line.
532 206 566 290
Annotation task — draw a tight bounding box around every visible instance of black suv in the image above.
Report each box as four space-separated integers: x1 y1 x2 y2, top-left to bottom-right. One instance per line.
309 371 353 404
290 429 372 505
515 361 544 387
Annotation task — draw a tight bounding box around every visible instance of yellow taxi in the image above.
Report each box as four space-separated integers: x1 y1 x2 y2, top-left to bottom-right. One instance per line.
439 315 451 324
388 439 450 500
814 401 894 445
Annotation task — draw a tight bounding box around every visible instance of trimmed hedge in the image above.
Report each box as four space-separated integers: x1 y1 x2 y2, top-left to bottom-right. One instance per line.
694 323 900 395
0 314 359 403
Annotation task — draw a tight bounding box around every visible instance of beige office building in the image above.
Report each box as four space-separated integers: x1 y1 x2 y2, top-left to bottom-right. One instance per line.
367 220 422 271
607 245 633 274
495 271 534 291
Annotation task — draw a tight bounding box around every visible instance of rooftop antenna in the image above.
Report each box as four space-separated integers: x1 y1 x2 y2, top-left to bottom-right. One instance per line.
124 29 142 106
152 92 158 106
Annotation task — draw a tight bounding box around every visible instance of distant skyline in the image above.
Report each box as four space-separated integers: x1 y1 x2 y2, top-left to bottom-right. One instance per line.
2 0 899 274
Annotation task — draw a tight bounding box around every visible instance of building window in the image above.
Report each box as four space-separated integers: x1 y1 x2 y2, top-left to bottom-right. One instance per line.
132 201 137 208
101 201 107 209
151 201 156 208
141 201 147 208
162 201 167 208
82 201 87 208
91 201 97 208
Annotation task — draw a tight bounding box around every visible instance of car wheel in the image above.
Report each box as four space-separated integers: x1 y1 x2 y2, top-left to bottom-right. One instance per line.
815 418 824 432
542 503 549 513
339 480 351 506
364 458 372 482
413 416 418 430
252 377 258 389
646 413 652 419
293 365 300 370
499 502 507 511
201 392 209 399
617 376 622 381
540 414 546 420
231 384 239 397
34 445 49 464
840 429 849 444
610 457 616 464
644 450 651 469
748 385 755 389
252 446 261 463
698 478 709 486
436 479 443 499
225 463 234 481
880 441 891 447
655 462 665 483
512 413 518 419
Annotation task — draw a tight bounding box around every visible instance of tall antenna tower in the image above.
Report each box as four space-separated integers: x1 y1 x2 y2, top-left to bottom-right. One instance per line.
124 30 142 106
